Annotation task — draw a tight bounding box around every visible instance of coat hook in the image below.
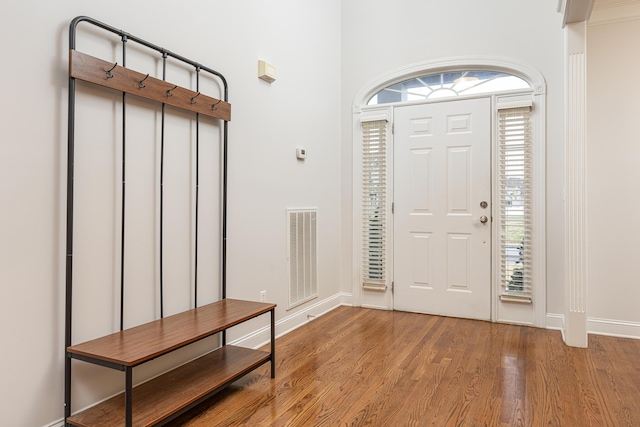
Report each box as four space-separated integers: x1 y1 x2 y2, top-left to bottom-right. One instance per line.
166 85 178 97
190 92 201 104
105 62 117 79
211 99 222 111
138 74 150 89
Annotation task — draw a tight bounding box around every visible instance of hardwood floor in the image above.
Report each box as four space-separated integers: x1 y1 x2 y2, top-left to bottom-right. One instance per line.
167 307 640 426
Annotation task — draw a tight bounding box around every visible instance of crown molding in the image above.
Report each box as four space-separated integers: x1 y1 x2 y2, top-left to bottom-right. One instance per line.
561 0 597 26
589 0 640 25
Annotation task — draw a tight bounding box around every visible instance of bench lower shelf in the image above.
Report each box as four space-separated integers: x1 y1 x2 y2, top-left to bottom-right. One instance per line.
67 345 271 427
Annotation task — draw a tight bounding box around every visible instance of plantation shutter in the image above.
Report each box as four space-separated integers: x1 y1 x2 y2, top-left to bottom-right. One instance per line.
498 107 533 303
362 119 388 291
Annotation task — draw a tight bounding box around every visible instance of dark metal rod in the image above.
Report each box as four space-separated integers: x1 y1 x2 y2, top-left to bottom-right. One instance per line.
64 36 77 422
69 353 126 371
125 367 133 427
271 309 276 378
160 52 167 319
194 68 200 308
221 117 228 347
120 35 128 332
222 119 228 300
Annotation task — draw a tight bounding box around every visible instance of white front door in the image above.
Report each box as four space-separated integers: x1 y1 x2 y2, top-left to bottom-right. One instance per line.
393 98 491 320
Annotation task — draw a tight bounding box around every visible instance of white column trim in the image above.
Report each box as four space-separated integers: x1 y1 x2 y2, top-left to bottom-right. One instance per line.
532 93 547 328
564 21 588 347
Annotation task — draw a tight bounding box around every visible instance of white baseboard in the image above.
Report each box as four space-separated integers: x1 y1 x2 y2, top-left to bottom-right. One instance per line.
546 313 566 341
546 313 565 331
361 303 392 310
42 420 64 427
588 317 640 340
228 292 353 349
546 313 640 340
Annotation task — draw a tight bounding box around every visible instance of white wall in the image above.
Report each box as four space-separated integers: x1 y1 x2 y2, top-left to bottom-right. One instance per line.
341 0 566 316
8 1 640 425
587 12 640 336
0 1 342 425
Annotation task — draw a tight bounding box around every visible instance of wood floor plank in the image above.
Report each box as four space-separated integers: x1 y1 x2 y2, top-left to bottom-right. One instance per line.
166 307 640 427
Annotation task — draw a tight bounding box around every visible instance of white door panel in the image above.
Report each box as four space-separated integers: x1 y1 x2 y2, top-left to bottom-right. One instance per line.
394 98 491 320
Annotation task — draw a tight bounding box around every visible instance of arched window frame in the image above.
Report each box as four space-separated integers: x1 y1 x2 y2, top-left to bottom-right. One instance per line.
367 70 531 105
352 57 547 327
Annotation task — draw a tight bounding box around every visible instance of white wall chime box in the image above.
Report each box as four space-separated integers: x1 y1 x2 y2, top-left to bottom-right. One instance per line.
258 60 276 83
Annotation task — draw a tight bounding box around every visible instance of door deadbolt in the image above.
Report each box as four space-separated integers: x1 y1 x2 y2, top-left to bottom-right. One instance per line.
480 201 488 209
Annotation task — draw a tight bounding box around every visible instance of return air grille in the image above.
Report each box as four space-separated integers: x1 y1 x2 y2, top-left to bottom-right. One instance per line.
288 209 318 309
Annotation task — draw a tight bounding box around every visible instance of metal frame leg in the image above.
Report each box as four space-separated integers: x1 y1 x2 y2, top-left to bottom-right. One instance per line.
271 309 276 378
125 367 133 427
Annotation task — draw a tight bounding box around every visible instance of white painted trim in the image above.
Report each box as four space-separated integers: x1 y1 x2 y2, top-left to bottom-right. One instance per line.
588 317 640 339
361 303 392 311
559 0 566 14
546 313 566 331
562 0 596 26
352 111 363 308
42 421 65 427
353 56 546 109
229 292 353 349
590 0 640 26
533 94 547 328
353 58 547 325
564 21 589 348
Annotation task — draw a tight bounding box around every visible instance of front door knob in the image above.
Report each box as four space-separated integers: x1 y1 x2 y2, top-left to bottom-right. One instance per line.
480 215 488 224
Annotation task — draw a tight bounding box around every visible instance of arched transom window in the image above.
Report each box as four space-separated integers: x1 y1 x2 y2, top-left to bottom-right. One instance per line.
368 70 530 105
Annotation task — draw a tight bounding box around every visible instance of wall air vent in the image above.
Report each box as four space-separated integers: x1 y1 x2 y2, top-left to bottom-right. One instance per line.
287 208 318 309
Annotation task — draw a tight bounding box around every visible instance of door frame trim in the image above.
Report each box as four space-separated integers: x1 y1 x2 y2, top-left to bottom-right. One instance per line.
352 57 547 327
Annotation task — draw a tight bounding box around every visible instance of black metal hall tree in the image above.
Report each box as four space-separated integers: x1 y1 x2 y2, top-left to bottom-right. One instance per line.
64 16 276 427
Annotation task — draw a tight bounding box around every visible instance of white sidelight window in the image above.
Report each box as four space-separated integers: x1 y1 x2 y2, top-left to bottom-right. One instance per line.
361 119 388 291
498 107 532 303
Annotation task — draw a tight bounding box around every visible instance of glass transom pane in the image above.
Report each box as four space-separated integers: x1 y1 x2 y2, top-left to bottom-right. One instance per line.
368 71 530 105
